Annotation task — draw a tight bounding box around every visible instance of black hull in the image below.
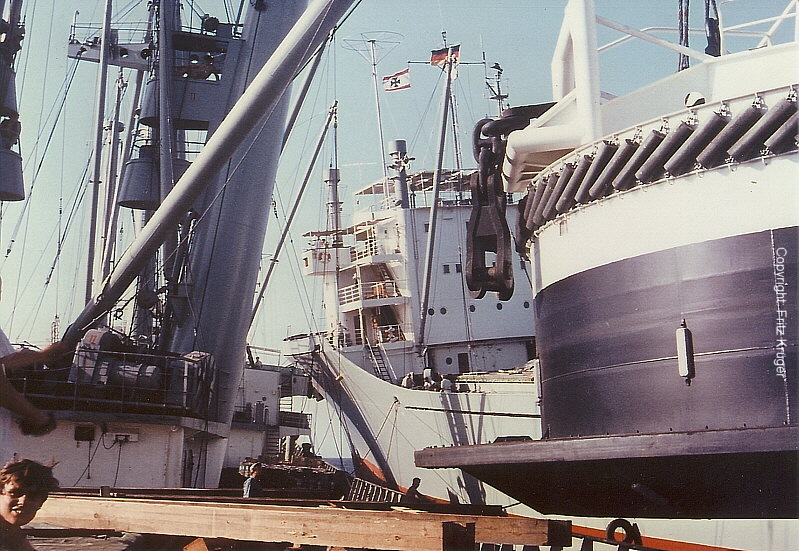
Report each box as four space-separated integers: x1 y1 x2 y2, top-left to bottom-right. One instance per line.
417 228 798 517
536 228 797 438
416 426 798 518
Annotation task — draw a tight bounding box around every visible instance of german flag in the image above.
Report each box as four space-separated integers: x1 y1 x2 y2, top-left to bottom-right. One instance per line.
430 44 460 67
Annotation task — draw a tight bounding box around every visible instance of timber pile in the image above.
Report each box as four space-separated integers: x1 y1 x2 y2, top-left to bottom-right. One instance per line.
35 493 571 551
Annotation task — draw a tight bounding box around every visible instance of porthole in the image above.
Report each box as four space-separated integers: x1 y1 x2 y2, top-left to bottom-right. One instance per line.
496 303 503 310
523 301 530 308
440 307 447 315
445 357 453 365
469 305 476 312
427 308 435 316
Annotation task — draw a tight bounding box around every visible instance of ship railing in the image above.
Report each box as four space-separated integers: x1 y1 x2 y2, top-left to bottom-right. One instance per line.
596 6 796 56
68 23 151 45
349 239 381 261
278 411 311 429
374 323 405 343
338 280 402 305
8 348 214 419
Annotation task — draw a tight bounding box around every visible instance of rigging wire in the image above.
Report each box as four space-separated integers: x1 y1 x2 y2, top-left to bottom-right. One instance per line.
1 56 83 266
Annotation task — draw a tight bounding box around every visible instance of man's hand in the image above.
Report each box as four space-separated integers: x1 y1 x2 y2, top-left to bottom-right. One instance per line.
18 411 57 436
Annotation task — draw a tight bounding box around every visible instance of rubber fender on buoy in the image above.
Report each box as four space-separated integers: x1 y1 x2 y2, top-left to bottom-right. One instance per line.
636 122 695 182
521 186 536 225
532 172 558 227
612 129 665 191
576 141 617 203
764 110 799 154
524 176 549 232
543 162 575 220
664 111 729 176
728 97 798 161
696 104 764 168
556 154 592 213
515 193 533 254
589 139 637 199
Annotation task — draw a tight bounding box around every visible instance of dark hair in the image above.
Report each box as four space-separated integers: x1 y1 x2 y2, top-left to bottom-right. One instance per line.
0 460 60 495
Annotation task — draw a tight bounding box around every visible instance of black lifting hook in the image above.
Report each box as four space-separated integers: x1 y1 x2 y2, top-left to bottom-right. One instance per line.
465 108 536 301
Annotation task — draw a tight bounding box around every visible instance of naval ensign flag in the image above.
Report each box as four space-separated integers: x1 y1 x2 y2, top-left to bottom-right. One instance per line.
382 68 411 91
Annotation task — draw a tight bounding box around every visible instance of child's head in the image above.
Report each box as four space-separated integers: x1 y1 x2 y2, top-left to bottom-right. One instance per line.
0 460 59 527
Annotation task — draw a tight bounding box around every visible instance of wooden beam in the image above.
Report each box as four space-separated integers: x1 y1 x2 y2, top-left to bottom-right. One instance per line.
37 496 570 550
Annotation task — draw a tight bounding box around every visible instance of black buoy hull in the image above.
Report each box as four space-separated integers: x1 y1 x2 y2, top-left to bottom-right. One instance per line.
535 227 797 439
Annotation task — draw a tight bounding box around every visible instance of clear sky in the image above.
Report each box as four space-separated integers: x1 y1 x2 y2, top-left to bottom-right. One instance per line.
1 0 792 355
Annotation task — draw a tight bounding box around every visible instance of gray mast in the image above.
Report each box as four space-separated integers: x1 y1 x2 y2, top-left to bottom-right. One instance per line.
84 0 113 304
65 0 357 352
416 46 455 354
342 32 402 200
164 0 355 431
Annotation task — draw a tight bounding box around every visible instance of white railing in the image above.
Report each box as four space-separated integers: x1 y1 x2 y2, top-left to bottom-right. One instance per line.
338 281 402 305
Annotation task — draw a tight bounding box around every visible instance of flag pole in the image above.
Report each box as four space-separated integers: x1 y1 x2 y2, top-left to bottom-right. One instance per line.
416 45 455 356
368 39 390 199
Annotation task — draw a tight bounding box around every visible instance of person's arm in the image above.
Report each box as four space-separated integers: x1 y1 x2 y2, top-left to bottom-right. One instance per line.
0 370 49 424
0 341 69 436
0 341 72 374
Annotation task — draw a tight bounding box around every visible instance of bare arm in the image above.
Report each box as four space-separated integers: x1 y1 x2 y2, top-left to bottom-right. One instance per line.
0 341 69 435
0 370 49 425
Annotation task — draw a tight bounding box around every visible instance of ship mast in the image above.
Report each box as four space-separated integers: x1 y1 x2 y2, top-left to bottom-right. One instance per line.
84 0 113 304
342 32 402 201
416 44 456 355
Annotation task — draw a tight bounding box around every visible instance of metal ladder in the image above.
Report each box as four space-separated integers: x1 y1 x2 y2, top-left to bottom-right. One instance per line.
346 477 403 503
366 343 392 382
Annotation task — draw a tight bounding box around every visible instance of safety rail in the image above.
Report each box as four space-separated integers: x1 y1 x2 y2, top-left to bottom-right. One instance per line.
8 348 214 419
338 280 402 305
350 238 381 261
278 411 311 429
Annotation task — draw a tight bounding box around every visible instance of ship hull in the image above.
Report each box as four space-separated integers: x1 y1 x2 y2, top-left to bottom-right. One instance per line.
305 340 540 506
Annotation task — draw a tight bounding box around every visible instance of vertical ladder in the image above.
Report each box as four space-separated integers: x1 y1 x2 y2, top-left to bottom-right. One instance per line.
376 263 399 296
263 429 282 462
366 344 392 382
377 263 393 282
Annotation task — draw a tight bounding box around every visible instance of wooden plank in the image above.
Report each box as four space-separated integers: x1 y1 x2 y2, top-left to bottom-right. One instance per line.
37 496 569 550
